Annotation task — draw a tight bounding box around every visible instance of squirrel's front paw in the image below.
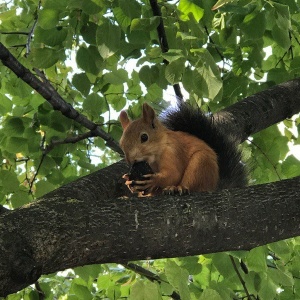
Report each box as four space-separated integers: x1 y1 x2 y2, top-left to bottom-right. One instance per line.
130 173 157 193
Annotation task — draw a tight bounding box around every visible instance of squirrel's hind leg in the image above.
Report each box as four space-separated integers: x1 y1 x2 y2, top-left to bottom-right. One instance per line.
180 150 219 192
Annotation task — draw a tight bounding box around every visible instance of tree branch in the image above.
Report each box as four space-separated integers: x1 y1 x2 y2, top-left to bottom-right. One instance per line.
25 0 41 55
0 42 123 155
214 78 300 143
123 263 181 299
43 131 94 154
229 255 252 300
0 175 300 296
149 0 184 102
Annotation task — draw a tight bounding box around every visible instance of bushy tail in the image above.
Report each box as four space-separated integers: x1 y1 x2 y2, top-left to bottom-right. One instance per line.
160 104 247 189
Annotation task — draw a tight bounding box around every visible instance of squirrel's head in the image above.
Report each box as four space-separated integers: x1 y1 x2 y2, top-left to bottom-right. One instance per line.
119 103 165 165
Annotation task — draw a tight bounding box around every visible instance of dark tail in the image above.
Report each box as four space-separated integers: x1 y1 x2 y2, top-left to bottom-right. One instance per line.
160 104 248 189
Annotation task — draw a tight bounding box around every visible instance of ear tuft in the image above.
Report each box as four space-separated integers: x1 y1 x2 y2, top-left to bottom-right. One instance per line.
142 103 156 127
120 110 131 129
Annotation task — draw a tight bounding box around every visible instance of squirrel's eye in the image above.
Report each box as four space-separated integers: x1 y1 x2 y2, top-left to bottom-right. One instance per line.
140 133 148 143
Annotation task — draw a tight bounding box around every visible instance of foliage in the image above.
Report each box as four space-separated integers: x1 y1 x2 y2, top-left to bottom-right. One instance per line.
0 0 300 299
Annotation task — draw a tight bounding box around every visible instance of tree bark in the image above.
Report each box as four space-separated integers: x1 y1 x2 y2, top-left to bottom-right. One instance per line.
0 175 300 296
214 79 300 143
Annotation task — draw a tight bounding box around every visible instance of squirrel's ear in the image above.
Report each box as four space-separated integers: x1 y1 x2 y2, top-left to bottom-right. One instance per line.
142 103 156 127
120 110 131 129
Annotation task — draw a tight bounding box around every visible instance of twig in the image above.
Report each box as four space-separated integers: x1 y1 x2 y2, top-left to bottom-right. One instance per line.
44 131 94 154
29 153 46 195
247 139 282 181
124 262 181 300
229 255 252 300
35 281 45 300
26 0 42 56
204 26 225 62
0 31 29 35
149 0 184 102
0 42 123 155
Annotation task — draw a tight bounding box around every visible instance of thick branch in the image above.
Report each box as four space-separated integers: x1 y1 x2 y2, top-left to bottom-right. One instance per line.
0 42 122 154
0 175 299 296
214 78 300 143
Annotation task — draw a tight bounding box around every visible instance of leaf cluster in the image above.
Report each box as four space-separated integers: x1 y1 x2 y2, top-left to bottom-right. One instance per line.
0 0 300 299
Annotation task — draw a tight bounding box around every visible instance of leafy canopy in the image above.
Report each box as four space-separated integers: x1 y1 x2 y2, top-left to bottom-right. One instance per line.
0 0 300 299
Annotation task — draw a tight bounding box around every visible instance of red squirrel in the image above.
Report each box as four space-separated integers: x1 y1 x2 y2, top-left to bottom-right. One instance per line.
119 103 247 196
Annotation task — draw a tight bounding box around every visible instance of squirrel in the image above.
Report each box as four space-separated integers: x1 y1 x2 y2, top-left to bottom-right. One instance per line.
119 102 247 196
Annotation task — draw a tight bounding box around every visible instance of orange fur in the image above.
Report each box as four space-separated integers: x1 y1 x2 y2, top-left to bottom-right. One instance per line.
119 103 219 195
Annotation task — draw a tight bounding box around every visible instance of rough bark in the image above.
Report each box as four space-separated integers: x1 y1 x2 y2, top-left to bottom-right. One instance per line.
0 176 300 296
214 79 300 143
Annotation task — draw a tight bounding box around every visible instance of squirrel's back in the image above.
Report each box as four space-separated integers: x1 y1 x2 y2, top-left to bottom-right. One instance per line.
161 103 248 189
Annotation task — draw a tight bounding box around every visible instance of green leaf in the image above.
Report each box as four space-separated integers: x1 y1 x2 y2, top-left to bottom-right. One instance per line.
246 246 268 273
38 9 59 29
258 272 277 300
178 0 204 22
241 11 266 39
31 48 60 69
268 267 294 287
80 22 98 44
70 283 93 300
176 256 202 275
97 274 111 290
165 261 190 300
96 21 121 59
199 288 223 300
113 0 141 30
113 7 131 30
212 0 235 10
34 26 68 47
67 0 102 14
0 170 20 193
165 58 185 85
144 84 163 102
35 180 56 198
4 78 33 98
3 117 25 137
211 253 235 278
107 285 121 299
162 50 185 63
271 24 290 49
274 2 291 28
281 155 300 178
75 264 102 283
81 0 102 15
130 17 160 32
103 69 128 85
6 137 28 153
43 0 68 10
83 93 104 118
76 46 102 75
130 281 161 300
184 49 222 101
72 73 91 96
0 94 13 115
139 65 159 87
38 156 57 176
107 94 126 111
10 190 31 208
